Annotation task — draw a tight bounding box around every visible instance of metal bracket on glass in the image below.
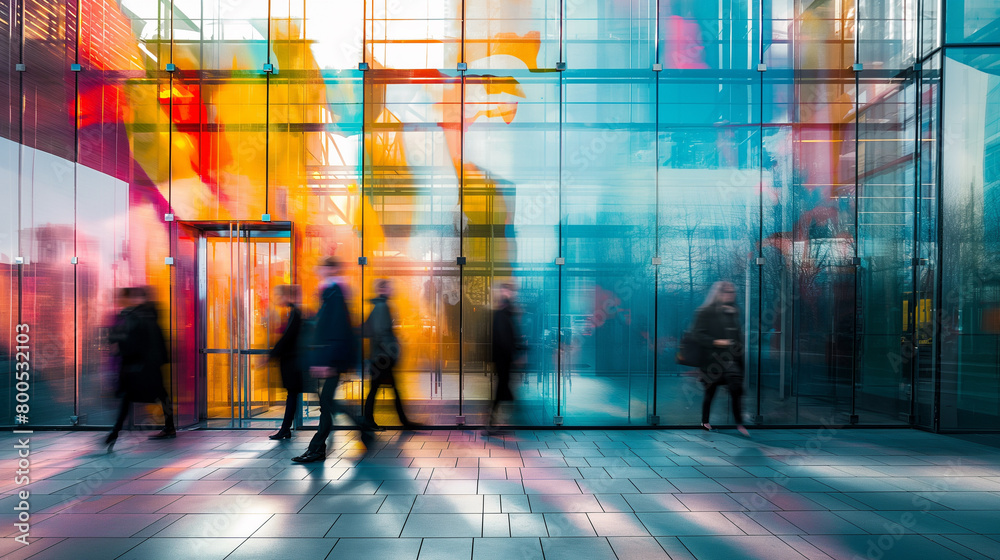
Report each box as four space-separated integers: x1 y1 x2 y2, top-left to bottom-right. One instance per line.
756 257 766 265
70 257 78 265
912 257 928 266
165 257 174 266
652 257 662 266
261 213 271 222
457 62 467 71
757 63 767 72
358 256 368 266
165 63 177 72
164 213 174 222
652 63 662 72
647 414 660 425
15 63 25 72
555 61 567 71
849 414 859 425
262 63 275 73
555 257 565 266
455 415 465 425
553 415 564 425
852 63 863 72
913 62 922 72
71 63 82 72
851 256 862 266
751 414 763 423
14 257 24 265
456 256 467 266
358 62 369 71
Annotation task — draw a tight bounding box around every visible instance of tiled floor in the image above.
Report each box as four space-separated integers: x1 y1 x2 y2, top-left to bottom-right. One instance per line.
2 428 1000 560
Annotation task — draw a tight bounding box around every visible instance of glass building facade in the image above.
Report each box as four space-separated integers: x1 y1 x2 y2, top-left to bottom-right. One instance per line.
1 0 998 431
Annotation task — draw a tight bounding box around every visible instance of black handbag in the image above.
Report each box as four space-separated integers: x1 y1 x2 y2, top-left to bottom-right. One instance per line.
676 331 706 368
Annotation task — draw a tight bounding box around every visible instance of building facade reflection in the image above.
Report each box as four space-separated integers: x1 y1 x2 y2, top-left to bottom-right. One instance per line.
1 0 999 431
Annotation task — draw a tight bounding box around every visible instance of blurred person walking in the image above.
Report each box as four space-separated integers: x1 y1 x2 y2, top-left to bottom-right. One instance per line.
362 279 419 429
267 284 303 440
292 257 371 463
486 282 522 432
692 281 749 436
106 286 175 450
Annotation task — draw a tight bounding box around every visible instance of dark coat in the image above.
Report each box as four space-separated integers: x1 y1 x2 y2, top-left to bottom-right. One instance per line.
310 282 356 371
110 303 169 403
491 300 521 368
692 303 744 382
363 296 400 362
270 304 303 393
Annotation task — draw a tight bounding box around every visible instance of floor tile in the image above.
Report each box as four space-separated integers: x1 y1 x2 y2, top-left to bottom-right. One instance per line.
804 534 971 560
252 513 339 537
29 513 165 538
587 513 650 536
542 513 598 536
607 536 671 559
225 537 336 560
401 513 484 538
14 537 143 560
328 537 422 560
636 512 744 536
539 537 617 560
472 537 542 560
152 513 271 537
115 537 245 560
326 513 408 537
681 535 813 560
418 538 474 560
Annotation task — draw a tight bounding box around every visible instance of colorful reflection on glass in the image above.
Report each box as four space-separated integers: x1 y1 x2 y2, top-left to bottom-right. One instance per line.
1 0 998 430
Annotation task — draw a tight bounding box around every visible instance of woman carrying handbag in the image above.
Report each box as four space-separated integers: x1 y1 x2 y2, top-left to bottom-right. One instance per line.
690 281 749 437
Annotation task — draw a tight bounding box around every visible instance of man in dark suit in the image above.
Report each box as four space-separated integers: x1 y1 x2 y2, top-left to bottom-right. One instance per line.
292 257 371 463
268 284 303 440
487 282 521 431
106 286 174 451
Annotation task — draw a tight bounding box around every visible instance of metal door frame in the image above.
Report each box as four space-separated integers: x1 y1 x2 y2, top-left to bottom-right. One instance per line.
180 220 293 427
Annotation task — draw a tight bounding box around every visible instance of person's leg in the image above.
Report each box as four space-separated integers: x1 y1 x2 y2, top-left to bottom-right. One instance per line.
277 390 298 434
728 376 745 426
308 377 337 454
148 383 176 439
109 396 131 442
159 386 175 433
363 364 387 427
384 359 413 426
489 361 512 428
701 378 721 425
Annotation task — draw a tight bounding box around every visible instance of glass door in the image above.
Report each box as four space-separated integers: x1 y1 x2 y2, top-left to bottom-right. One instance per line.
196 222 292 427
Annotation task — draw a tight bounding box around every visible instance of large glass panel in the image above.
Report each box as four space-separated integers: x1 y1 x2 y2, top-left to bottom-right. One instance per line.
758 0 858 425
368 0 462 70
0 137 17 426
855 74 916 425
15 2 79 427
21 0 76 161
561 0 656 425
940 48 1000 431
860 0 916 70
0 0 17 143
913 53 940 429
945 0 1000 44
76 166 129 426
921 0 942 57
460 0 559 426
19 147 77 426
656 0 760 426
